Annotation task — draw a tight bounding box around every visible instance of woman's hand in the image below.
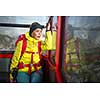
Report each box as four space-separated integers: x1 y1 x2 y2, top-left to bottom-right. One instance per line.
46 22 51 31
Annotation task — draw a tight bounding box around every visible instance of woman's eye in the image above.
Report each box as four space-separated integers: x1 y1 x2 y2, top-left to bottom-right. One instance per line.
36 30 40 32
36 30 42 33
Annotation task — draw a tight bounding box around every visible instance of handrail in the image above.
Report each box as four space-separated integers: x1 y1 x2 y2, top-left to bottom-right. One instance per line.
0 23 30 28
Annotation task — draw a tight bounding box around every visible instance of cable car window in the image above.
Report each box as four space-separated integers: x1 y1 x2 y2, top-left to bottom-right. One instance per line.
0 16 48 24
0 16 49 51
65 16 100 82
0 27 29 50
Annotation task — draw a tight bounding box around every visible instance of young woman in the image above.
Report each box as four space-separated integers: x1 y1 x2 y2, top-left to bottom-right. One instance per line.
10 22 53 83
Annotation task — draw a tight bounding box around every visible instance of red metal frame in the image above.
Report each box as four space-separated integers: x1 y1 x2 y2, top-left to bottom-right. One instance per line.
55 17 64 82
55 16 68 82
0 54 13 58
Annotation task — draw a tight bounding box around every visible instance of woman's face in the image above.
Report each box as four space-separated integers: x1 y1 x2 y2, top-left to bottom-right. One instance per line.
31 28 42 40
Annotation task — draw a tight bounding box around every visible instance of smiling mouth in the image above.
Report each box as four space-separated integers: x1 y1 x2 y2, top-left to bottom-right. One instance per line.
37 36 41 38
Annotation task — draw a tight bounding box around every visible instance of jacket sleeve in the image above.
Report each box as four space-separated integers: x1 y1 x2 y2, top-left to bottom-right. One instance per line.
52 31 56 50
10 41 22 80
41 31 52 50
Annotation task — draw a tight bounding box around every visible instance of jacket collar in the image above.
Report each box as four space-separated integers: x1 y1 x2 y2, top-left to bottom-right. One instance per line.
25 32 41 43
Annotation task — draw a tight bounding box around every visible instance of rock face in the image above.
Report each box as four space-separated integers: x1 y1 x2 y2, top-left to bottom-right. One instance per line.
0 34 16 50
0 16 50 51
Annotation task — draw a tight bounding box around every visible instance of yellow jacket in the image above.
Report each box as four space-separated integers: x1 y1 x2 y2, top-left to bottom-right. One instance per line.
10 31 53 80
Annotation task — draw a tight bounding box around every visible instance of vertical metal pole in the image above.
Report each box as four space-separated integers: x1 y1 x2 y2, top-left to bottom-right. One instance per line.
48 16 53 61
56 16 67 82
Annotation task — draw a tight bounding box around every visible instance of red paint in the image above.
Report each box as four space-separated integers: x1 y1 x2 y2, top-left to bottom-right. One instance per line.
0 54 13 58
55 16 63 82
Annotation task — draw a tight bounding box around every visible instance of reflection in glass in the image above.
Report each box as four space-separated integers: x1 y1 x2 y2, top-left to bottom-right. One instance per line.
66 16 100 82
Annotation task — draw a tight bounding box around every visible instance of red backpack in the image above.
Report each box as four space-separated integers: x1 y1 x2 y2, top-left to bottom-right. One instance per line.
15 34 41 59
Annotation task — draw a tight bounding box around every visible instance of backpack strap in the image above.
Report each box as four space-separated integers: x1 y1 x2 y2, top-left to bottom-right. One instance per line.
38 41 41 56
16 34 27 59
21 35 27 57
16 36 41 75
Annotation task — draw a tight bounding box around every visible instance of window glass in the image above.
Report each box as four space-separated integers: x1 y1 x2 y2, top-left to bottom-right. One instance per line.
65 16 100 82
0 16 49 51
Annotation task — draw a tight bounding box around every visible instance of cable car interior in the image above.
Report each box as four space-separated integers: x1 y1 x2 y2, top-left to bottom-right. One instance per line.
0 16 100 83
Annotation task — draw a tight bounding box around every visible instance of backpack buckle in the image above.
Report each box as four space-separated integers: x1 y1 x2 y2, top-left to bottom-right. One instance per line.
30 63 33 67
